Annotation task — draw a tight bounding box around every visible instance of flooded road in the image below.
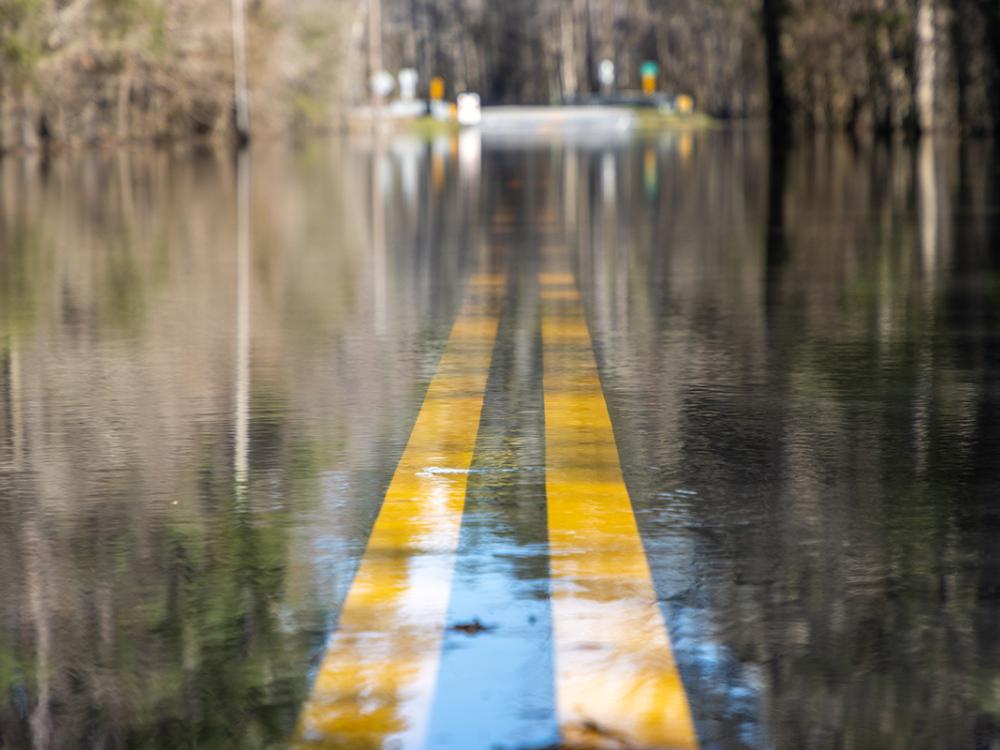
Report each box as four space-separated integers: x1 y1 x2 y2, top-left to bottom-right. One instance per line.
1 130 1000 749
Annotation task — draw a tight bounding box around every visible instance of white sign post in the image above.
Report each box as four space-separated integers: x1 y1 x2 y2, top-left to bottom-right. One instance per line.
371 70 395 100
598 59 615 95
398 68 418 101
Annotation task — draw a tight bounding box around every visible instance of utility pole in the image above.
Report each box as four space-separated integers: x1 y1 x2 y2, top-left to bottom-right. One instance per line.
231 0 251 146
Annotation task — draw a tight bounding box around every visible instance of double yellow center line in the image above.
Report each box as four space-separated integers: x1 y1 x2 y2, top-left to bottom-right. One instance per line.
296 257 697 749
541 267 697 750
296 273 504 749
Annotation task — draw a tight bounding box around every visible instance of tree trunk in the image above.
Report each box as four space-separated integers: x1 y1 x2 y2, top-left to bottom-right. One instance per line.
561 1 579 98
914 0 936 131
231 0 251 145
368 0 384 111
761 0 788 131
117 58 134 141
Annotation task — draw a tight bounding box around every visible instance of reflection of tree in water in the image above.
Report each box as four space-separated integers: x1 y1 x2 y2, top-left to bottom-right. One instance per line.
6 132 999 749
0 140 480 748
565 133 1000 748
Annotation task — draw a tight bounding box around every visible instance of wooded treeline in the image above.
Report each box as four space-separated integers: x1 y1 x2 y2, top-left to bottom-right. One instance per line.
1 0 1000 150
0 0 355 152
379 0 1000 133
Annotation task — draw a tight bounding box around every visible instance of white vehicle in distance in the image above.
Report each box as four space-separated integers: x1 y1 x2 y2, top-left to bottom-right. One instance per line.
456 93 482 126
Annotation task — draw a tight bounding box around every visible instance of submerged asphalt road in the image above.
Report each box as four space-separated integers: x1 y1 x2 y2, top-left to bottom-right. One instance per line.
297 185 696 749
2 131 1000 749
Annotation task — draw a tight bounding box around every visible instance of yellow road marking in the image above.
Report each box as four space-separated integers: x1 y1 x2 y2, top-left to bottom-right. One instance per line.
541 265 698 749
295 273 504 749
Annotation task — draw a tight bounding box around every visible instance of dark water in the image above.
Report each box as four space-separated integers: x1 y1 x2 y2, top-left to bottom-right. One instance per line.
1 130 1000 750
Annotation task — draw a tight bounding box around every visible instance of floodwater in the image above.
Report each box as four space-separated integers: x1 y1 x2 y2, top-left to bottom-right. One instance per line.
1 129 999 750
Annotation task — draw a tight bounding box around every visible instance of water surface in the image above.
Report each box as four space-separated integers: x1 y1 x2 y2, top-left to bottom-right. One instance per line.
1 131 999 749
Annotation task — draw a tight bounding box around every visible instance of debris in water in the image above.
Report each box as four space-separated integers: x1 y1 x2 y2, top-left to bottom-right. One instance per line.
449 618 494 635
